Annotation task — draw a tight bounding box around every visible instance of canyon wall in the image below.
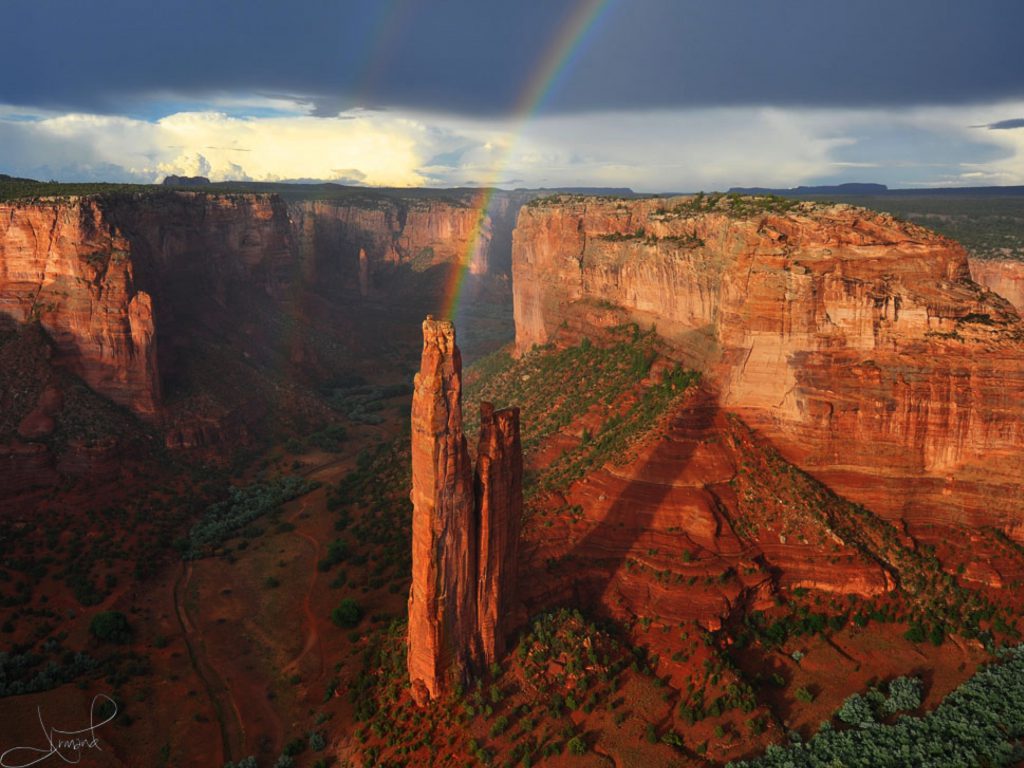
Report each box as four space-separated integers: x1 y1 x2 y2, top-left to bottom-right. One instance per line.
970 257 1024 312
512 196 1024 532
407 318 522 705
289 193 526 290
0 198 161 416
0 190 525 425
0 192 295 418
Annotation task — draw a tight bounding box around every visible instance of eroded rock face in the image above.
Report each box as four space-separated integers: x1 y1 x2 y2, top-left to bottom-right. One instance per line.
408 319 522 705
290 198 493 286
408 318 477 705
0 199 160 417
512 197 1024 532
970 257 1024 313
0 192 296 419
474 402 523 669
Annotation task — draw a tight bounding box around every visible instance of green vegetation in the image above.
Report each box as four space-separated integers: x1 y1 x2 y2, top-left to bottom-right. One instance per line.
729 648 1024 767
667 191 808 218
0 173 473 208
318 539 350 571
465 328 698 497
0 649 100 697
331 598 363 628
325 440 412 590
724 415 1012 647
597 229 705 247
89 611 132 644
180 476 314 559
0 175 159 202
567 735 587 755
305 424 349 453
324 382 411 425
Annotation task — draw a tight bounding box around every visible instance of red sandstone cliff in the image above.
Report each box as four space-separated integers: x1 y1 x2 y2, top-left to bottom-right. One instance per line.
512 196 1024 533
408 318 522 704
970 257 1024 312
290 197 494 291
0 199 160 416
0 192 296 419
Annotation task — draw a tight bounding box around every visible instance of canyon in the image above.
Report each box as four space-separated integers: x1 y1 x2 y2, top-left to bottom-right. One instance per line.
0 189 524 499
407 317 522 704
512 195 1024 537
3 185 1024 767
0 190 519 418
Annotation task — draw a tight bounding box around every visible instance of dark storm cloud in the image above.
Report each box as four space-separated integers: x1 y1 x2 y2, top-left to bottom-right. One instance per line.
1 0 1021 117
988 119 1024 130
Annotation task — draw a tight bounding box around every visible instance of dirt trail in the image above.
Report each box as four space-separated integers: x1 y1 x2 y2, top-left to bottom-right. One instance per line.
284 517 325 680
169 465 341 762
173 560 246 764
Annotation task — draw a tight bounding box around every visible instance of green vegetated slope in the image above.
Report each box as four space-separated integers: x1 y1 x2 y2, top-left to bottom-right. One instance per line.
0 174 471 208
0 317 149 449
729 645 1024 768
464 326 699 498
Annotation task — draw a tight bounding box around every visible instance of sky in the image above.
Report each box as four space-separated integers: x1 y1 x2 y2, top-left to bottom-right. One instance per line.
2 0 1023 191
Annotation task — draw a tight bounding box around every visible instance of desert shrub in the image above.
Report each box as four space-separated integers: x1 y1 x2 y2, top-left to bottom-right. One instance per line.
183 476 314 559
729 646 1024 767
881 676 923 716
836 693 875 728
89 611 131 644
795 686 815 703
331 598 363 628
308 731 326 751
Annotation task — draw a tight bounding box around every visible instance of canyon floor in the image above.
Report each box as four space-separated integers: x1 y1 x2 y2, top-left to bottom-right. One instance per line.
4 329 1022 768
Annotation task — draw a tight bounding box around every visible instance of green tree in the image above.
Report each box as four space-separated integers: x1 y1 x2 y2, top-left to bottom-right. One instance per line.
89 611 131 644
331 598 363 628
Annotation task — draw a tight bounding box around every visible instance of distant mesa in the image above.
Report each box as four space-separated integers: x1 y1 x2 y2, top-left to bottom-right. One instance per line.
728 181 1024 197
729 182 889 195
162 174 211 186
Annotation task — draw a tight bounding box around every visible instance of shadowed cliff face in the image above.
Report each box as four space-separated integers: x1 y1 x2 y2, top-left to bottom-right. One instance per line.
0 192 298 418
0 191 524 425
0 199 162 416
407 318 522 705
512 196 1024 534
474 401 523 668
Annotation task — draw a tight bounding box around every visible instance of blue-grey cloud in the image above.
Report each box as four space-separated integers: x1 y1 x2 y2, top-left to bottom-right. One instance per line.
988 118 1024 130
1 0 1021 118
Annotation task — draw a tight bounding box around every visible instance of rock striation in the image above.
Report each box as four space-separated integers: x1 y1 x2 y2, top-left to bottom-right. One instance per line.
474 402 523 668
289 197 494 288
512 196 1024 533
407 318 522 705
970 257 1024 313
0 192 294 418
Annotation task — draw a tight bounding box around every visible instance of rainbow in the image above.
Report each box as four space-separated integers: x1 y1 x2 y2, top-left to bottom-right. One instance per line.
440 0 615 322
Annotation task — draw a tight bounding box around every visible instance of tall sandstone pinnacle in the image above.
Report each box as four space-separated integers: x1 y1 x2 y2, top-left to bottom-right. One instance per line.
407 317 522 705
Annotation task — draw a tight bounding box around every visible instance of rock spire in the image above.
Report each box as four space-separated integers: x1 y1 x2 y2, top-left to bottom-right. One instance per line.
407 317 522 705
